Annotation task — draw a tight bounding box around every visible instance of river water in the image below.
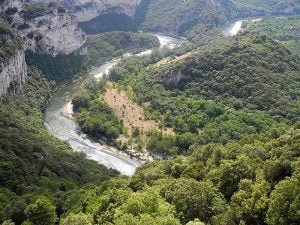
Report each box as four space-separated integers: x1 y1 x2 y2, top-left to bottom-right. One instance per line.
222 20 244 36
44 34 182 176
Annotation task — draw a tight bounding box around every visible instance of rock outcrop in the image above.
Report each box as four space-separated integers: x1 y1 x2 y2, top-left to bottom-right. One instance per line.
33 0 143 22
2 0 86 55
19 11 86 55
0 49 27 97
0 0 87 97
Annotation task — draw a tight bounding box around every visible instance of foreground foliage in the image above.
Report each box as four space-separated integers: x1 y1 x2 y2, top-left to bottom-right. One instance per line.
51 123 300 225
0 69 117 224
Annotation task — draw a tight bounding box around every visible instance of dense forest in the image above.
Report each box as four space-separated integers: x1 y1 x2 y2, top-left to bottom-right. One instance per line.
68 30 300 225
47 123 300 225
78 0 300 35
0 17 22 65
244 15 300 55
0 68 117 224
1 0 300 224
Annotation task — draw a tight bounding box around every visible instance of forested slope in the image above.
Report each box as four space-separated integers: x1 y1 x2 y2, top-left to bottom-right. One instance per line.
244 15 300 55
62 31 300 225
65 124 300 225
0 69 117 224
138 0 300 35
133 33 300 122
96 32 298 156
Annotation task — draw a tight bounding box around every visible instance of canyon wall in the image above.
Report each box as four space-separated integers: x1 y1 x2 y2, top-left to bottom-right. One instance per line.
0 0 86 97
0 49 27 97
2 0 86 55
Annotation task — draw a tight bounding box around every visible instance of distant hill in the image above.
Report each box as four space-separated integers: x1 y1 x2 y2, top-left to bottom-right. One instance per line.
244 15 300 55
119 32 300 123
159 33 300 122
139 0 300 34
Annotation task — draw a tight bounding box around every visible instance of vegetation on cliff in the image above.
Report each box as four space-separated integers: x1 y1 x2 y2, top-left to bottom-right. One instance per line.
1 0 300 224
0 17 22 65
26 32 159 82
60 31 300 225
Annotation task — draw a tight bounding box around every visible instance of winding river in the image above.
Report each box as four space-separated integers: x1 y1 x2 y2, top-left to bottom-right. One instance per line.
44 19 243 176
44 34 183 176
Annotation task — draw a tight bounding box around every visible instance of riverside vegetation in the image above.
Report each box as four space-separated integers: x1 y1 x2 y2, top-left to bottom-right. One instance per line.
1 2 300 225
68 32 300 225
0 28 159 224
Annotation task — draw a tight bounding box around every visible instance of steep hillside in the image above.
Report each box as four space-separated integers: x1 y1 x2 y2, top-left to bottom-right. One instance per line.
243 15 300 55
0 68 117 224
0 17 26 97
139 0 230 34
26 31 159 82
140 0 300 34
233 0 300 15
1 0 86 55
99 32 300 156
142 33 300 122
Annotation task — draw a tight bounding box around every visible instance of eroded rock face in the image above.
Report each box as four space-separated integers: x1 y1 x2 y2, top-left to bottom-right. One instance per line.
59 0 142 22
20 12 86 55
28 0 142 22
0 49 27 97
163 70 190 88
2 0 86 55
0 0 86 97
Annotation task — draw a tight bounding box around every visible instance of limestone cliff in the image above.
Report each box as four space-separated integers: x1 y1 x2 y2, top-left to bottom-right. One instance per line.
0 15 26 98
0 0 86 97
0 49 27 97
1 0 86 55
30 0 142 22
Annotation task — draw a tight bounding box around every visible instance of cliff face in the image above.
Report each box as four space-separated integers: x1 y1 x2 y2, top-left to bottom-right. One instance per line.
2 0 86 55
0 14 26 98
28 0 142 22
0 0 86 97
19 12 86 55
0 49 27 97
